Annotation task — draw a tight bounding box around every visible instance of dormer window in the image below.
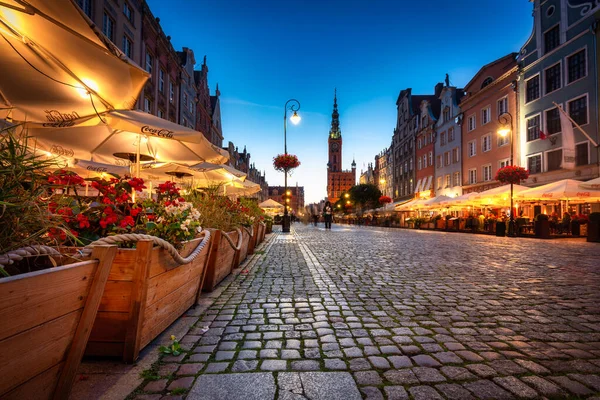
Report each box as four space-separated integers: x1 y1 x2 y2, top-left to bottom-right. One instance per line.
481 77 493 89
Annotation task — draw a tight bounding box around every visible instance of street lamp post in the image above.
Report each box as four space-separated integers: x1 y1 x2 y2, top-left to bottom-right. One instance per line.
282 99 301 233
498 112 516 237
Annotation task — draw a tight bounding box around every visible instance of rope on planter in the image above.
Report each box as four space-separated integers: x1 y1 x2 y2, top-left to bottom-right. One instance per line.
78 230 211 266
242 225 254 238
0 245 62 268
221 228 243 251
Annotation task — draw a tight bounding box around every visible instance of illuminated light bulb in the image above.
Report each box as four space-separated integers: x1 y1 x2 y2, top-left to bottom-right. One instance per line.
141 135 149 143
290 111 301 125
76 78 99 99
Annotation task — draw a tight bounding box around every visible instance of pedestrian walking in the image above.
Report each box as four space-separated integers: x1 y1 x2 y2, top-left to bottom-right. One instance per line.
312 213 319 226
324 201 333 229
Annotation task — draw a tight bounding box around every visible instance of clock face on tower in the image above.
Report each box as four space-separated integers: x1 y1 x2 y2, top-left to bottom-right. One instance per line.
331 143 339 151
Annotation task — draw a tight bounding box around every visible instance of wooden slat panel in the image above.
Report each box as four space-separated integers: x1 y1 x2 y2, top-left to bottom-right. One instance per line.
98 280 133 312
140 279 198 348
148 235 205 278
146 255 205 307
213 233 237 285
54 246 116 400
0 262 94 341
0 311 80 396
87 311 128 343
2 363 62 400
84 341 124 357
106 248 137 281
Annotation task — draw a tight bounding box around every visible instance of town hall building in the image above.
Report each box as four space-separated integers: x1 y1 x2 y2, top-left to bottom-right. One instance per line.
327 90 356 203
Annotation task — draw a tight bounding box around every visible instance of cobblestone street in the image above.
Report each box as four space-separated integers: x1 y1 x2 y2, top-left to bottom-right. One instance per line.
132 224 600 400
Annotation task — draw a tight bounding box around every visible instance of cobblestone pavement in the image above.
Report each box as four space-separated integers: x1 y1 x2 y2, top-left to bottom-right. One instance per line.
132 224 600 400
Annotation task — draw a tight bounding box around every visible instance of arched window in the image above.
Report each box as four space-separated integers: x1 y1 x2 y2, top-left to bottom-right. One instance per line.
481 77 494 88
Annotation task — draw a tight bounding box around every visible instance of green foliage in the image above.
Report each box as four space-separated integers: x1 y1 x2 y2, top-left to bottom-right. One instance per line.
159 335 182 356
535 213 549 221
140 368 160 381
348 184 383 211
170 388 187 395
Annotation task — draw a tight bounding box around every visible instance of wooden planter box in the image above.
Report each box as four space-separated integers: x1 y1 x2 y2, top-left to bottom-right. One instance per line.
234 228 252 268
0 246 116 399
435 219 445 229
588 221 600 242
258 222 266 244
266 222 273 234
202 229 241 292
85 233 211 362
247 223 259 255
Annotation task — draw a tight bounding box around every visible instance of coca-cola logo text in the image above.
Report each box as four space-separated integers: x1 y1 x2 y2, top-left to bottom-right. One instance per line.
141 125 174 138
50 145 74 157
86 166 108 172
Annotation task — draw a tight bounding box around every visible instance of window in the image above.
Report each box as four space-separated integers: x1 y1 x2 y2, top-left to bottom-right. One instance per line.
189 99 194 114
102 12 114 42
568 95 588 125
468 140 476 157
481 107 491 125
544 25 560 54
467 115 476 131
422 154 427 168
437 177 442 189
144 97 151 113
453 147 460 163
547 149 562 171
77 0 92 17
483 164 492 182
448 127 455 142
418 158 422 170
417 138 422 149
444 174 451 188
158 109 164 119
183 92 188 110
409 159 413 170
545 107 561 135
440 132 446 146
145 51 153 74
567 49 586 83
468 168 477 185
497 97 508 116
481 77 494 88
576 142 589 166
169 82 174 103
482 133 492 152
526 75 540 103
122 36 132 58
428 151 433 166
444 151 451 166
436 155 442 168
544 63 561 94
159 70 165 93
499 158 510 169
443 108 450 122
526 115 541 141
528 154 542 174
498 132 509 147
454 172 461 187
123 2 133 22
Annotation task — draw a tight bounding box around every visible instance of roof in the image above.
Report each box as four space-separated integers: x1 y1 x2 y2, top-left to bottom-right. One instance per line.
464 52 517 92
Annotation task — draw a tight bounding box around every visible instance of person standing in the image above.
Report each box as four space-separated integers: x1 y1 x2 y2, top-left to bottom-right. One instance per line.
323 201 333 229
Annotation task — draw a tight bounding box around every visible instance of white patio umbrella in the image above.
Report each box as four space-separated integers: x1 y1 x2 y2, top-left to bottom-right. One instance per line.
440 192 480 207
420 195 452 210
25 110 229 176
0 0 149 123
139 162 242 188
473 184 530 206
191 162 247 182
221 180 261 197
516 179 600 202
581 177 600 190
258 199 284 216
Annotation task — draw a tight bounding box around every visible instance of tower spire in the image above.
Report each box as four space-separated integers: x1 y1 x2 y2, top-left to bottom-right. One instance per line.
329 88 341 139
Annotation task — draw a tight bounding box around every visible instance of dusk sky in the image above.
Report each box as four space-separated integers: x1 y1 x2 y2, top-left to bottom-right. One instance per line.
146 0 534 204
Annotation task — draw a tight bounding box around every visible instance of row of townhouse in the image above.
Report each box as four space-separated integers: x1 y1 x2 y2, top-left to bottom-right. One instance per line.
371 0 600 204
75 0 269 190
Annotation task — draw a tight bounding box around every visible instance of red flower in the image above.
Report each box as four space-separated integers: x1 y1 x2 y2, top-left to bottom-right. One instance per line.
130 207 141 217
495 166 529 184
116 192 130 203
76 213 90 229
102 196 113 204
379 195 392 204
128 178 146 192
119 216 135 228
273 154 301 172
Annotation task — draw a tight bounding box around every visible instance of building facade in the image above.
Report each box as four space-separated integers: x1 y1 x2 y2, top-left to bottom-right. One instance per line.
268 186 305 216
435 79 465 198
327 91 356 203
415 86 442 199
461 53 518 194
177 47 196 128
518 0 599 186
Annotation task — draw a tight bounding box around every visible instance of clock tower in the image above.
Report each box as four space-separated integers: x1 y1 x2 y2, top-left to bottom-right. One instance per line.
327 89 356 204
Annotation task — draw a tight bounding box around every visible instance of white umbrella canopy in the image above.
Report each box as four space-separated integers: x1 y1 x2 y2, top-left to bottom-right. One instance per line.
259 199 284 209
0 0 149 123
440 192 480 207
139 162 241 188
221 180 261 197
191 161 247 182
26 110 229 169
581 177 600 190
473 184 530 206
516 179 600 202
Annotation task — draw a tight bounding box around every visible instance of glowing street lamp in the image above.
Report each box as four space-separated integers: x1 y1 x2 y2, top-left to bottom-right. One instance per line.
282 99 300 233
498 112 516 237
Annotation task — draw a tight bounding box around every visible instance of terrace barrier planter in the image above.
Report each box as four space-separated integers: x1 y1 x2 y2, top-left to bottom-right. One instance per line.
258 221 266 244
435 219 445 230
495 221 506 237
247 222 260 255
202 229 242 292
0 246 117 399
535 220 551 239
588 221 600 242
234 227 252 268
84 232 211 362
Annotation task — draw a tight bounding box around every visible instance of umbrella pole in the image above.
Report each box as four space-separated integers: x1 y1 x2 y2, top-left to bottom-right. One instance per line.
132 135 141 202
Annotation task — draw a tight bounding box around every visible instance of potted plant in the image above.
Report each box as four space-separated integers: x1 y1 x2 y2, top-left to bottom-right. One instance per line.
587 212 600 242
535 213 551 239
433 214 445 229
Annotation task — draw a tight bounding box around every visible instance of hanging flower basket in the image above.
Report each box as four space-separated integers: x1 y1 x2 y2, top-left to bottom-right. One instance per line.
273 154 300 173
379 195 392 204
495 165 529 184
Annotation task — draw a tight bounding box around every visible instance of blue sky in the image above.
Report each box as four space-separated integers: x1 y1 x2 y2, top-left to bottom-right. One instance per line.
146 0 534 203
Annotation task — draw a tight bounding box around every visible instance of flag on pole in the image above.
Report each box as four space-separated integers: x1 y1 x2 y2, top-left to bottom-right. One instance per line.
557 105 576 170
539 130 547 140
